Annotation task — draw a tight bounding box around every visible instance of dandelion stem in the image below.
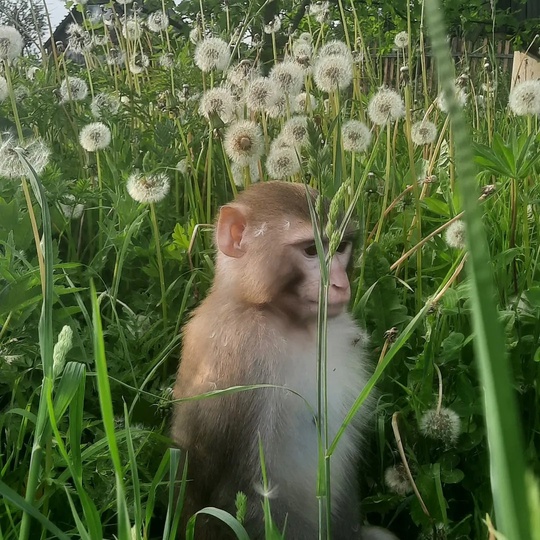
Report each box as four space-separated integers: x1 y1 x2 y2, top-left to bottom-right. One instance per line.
150 203 168 327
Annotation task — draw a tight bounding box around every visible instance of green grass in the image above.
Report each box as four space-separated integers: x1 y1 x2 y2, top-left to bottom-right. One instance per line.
0 0 539 538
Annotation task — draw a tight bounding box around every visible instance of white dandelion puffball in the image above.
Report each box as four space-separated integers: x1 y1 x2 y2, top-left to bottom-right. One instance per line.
0 137 50 179
79 122 111 152
147 11 169 32
231 161 260 187
313 54 353 92
199 87 236 124
194 37 231 72
266 94 288 119
0 26 24 61
394 31 409 49
122 18 142 41
280 116 309 149
176 159 189 175
269 61 304 96
226 60 259 88
384 464 413 496
293 41 312 64
59 194 84 220
508 80 540 116
59 76 88 103
26 66 39 80
341 120 371 152
367 87 405 125
411 120 437 146
444 219 466 249
0 76 7 102
317 40 353 62
264 15 281 34
159 53 175 69
129 53 149 74
298 32 313 44
419 407 461 446
127 172 170 203
436 85 467 113
295 92 318 111
266 146 301 179
224 120 264 166
245 77 279 112
91 93 120 118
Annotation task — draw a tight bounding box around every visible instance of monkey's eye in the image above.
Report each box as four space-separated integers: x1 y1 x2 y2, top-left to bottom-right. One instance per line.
336 241 351 253
303 244 318 257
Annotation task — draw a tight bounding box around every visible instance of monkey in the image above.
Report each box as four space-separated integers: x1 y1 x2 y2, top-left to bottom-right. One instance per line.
172 181 398 540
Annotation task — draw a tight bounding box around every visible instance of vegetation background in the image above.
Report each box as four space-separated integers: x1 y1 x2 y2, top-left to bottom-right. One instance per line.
0 0 539 539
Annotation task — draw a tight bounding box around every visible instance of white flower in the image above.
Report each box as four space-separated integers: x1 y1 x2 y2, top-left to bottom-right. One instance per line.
0 26 24 61
313 54 353 92
224 120 264 166
0 76 7 102
122 18 142 41
341 120 371 152
59 76 88 103
269 61 304 96
436 85 467 113
91 93 121 118
199 87 236 124
127 172 170 203
411 120 437 146
419 407 461 446
0 137 50 179
295 92 317 111
147 11 169 32
264 15 281 34
79 122 111 151
245 76 279 112
266 146 301 179
231 161 259 187
58 194 84 220
508 80 540 116
280 116 309 149
194 37 231 72
394 31 409 49
129 52 149 74
444 220 466 249
367 87 405 125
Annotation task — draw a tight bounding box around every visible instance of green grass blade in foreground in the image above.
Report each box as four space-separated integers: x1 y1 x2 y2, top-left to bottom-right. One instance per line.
91 281 131 540
425 0 532 538
185 508 250 540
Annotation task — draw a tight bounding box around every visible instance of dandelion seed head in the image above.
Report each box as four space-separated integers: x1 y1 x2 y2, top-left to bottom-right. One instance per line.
226 60 259 88
0 137 50 178
107 48 125 66
199 87 236 124
269 61 304 96
224 120 264 166
194 37 231 72
127 172 170 203
313 54 353 92
367 87 405 125
444 220 466 249
176 159 189 175
122 18 142 41
419 407 461 446
26 66 39 81
341 120 371 152
245 76 279 112
129 52 149 74
14 85 28 102
91 92 121 118
231 161 260 187
264 15 281 34
116 0 133 4
266 94 288 118
59 76 88 103
159 52 175 69
280 115 309 149
295 92 318 111
394 31 409 49
508 79 540 116
298 32 313 44
411 120 437 146
79 122 111 152
66 24 93 53
292 41 312 70
59 194 84 220
266 146 301 179
189 27 201 44
0 76 7 102
147 11 169 32
317 40 352 62
436 85 467 113
308 1 330 24
384 464 413 496
0 26 24 61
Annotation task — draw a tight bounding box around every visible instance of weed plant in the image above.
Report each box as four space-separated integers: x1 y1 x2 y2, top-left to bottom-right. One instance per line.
0 0 539 538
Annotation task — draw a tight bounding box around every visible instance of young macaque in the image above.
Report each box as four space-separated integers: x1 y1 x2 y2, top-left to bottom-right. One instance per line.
172 181 397 540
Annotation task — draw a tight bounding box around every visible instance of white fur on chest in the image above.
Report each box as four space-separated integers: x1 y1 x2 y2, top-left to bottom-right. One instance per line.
264 315 370 519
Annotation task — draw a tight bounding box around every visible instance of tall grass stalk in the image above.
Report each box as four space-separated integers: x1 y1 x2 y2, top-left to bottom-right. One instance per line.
425 0 533 538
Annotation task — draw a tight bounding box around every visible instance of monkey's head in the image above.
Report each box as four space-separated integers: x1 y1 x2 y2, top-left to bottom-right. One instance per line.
214 181 353 323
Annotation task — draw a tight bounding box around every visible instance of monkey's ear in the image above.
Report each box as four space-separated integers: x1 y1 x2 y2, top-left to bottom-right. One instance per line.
216 205 247 258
